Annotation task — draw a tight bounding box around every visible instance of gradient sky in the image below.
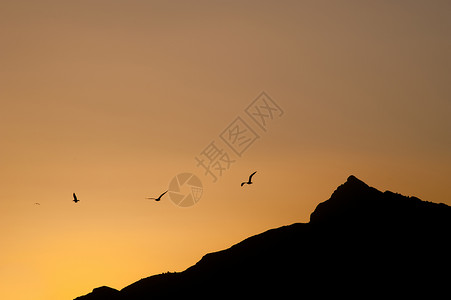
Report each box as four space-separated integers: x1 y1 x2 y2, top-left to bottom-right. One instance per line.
1 1 450 299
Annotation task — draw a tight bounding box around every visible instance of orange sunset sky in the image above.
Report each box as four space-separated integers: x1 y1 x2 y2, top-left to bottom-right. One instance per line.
1 1 450 299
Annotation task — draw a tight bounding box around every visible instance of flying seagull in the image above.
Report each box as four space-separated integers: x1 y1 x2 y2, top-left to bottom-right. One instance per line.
241 171 257 187
73 193 80 203
146 190 168 201
34 203 40 205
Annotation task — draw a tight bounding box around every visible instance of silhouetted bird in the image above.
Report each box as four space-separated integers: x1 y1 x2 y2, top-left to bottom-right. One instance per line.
146 190 168 201
241 171 257 186
34 203 40 205
73 193 80 203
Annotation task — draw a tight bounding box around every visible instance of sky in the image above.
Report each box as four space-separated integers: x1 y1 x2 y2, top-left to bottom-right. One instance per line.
1 0 450 299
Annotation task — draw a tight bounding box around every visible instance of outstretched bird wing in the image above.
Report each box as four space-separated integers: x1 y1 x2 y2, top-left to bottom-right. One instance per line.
73 193 77 201
159 190 168 198
241 182 246 186
248 171 257 181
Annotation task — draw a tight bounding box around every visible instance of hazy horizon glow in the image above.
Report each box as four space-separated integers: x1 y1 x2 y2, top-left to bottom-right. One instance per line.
1 1 450 299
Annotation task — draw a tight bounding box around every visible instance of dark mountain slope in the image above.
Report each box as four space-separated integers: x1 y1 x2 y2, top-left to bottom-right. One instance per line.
311 175 449 227
75 175 451 299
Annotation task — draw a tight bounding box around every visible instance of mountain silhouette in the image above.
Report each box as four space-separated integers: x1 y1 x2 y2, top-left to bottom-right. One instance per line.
75 175 450 299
